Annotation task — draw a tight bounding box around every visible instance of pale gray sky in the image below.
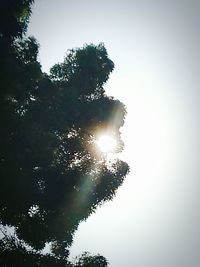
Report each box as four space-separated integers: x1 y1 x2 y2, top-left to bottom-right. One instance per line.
28 1 200 266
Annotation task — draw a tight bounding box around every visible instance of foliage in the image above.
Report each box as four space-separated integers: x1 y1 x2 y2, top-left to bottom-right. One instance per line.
0 1 129 266
0 235 108 267
0 0 34 40
0 235 72 267
73 252 108 267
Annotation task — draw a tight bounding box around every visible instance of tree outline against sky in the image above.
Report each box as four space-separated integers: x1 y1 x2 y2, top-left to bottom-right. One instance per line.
0 1 129 265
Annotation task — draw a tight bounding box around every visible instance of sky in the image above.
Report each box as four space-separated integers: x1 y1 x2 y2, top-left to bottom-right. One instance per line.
28 1 200 266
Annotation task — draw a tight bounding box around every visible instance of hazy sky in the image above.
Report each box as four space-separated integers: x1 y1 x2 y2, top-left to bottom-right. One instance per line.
28 1 200 266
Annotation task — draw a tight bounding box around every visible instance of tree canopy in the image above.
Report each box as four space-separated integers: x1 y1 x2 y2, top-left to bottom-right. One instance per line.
0 0 34 39
0 1 129 266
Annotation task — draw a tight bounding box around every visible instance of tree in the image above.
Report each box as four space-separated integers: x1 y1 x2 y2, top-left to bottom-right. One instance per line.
0 0 34 40
0 1 129 266
0 235 107 267
73 252 108 267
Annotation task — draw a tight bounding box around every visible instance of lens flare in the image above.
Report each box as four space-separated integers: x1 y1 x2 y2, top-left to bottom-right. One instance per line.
95 134 117 153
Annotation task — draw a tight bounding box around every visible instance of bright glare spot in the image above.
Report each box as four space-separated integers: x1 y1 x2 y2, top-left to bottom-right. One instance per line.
95 134 117 153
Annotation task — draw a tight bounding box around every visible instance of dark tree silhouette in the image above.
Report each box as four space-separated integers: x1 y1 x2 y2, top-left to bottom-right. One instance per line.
0 234 108 266
73 252 108 267
0 0 34 40
0 1 129 266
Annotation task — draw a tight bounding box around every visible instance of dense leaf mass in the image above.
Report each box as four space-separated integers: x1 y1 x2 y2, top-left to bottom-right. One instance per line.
0 0 34 39
0 0 129 265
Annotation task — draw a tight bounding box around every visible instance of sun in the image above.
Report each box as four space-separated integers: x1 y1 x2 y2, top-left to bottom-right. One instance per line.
95 134 117 153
